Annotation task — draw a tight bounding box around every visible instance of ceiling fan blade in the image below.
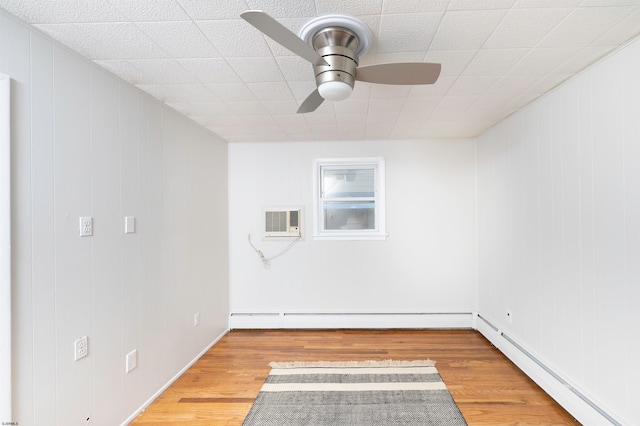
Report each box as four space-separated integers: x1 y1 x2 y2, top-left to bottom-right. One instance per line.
297 89 324 113
241 10 329 67
356 63 441 85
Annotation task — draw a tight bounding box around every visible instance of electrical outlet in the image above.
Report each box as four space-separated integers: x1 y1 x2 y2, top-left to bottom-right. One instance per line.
194 312 200 327
79 217 93 237
74 336 88 361
506 310 512 323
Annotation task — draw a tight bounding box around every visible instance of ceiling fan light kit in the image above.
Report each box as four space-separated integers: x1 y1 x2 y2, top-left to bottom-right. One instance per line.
240 10 441 113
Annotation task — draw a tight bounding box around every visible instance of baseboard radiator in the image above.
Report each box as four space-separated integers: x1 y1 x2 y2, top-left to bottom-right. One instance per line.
229 312 475 329
476 314 623 426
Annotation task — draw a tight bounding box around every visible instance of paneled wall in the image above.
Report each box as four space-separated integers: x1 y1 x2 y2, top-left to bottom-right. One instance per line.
477 38 640 425
228 139 477 321
1 11 229 425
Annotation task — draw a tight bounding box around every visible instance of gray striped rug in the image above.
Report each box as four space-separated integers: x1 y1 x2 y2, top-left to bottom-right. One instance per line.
242 360 467 425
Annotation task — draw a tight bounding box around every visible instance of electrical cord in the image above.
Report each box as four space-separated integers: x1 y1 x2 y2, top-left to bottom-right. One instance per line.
248 234 301 269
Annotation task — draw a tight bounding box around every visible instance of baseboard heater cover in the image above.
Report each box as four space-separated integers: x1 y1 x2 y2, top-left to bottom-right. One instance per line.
477 314 624 426
229 312 474 329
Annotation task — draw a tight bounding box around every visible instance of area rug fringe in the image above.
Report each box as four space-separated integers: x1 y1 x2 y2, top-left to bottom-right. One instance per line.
269 359 435 369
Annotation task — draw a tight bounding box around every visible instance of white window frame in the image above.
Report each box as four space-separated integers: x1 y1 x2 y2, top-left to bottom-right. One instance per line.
313 157 387 241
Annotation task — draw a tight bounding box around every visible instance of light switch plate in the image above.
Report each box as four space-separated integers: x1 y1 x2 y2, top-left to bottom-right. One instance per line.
126 349 137 373
124 216 135 234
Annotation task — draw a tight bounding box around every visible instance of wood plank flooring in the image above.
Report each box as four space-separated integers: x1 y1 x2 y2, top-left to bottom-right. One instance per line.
131 329 580 425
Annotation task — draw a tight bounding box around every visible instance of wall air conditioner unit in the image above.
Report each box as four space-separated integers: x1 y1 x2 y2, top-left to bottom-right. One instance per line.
264 209 301 237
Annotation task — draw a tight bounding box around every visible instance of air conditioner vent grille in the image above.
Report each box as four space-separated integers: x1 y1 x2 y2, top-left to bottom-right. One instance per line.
264 209 301 237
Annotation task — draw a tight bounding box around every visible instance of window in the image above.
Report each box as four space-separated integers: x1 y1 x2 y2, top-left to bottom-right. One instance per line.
313 157 386 240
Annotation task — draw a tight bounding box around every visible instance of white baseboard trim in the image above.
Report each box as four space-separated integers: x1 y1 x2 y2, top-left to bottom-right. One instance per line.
476 315 623 426
121 329 229 426
229 312 475 329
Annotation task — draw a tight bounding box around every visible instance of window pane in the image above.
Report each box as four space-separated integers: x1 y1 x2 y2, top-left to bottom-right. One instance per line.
323 201 375 230
322 168 374 198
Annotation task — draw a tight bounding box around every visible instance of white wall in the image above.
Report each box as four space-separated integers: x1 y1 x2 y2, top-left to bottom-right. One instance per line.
229 139 477 325
0 10 229 426
477 37 640 425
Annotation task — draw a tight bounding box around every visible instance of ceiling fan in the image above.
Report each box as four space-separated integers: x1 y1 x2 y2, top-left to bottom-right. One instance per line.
240 11 441 113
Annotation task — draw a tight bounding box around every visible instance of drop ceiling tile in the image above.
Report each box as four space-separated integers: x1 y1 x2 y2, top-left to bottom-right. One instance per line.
178 58 241 83
246 0 317 18
246 82 295 101
484 74 539 96
35 22 169 59
483 8 573 48
207 115 244 125
334 99 369 114
205 83 256 101
509 47 576 74
225 100 270 115
382 0 449 13
241 114 279 126
365 126 393 140
429 9 508 50
135 83 218 102
462 48 529 76
423 50 478 77
261 100 301 114
593 9 640 45
124 59 197 84
8 0 640 143
370 84 412 98
368 97 406 113
197 19 272 57
108 0 190 21
1 0 126 23
430 96 478 121
409 76 456 96
447 75 499 95
377 13 442 53
288 81 316 103
513 0 581 7
553 45 617 75
136 21 220 58
315 0 384 16
167 101 230 116
537 6 636 48
226 57 285 82
579 0 640 6
524 73 571 96
177 0 249 20
448 0 516 10
304 113 337 125
400 96 441 116
349 82 372 99
272 113 308 127
275 56 315 81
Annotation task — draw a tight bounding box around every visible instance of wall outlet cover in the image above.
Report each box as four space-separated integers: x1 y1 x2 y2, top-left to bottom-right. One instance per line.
126 349 137 373
74 336 88 361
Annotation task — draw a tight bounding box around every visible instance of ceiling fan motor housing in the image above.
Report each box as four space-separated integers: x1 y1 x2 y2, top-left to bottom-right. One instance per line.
312 26 359 91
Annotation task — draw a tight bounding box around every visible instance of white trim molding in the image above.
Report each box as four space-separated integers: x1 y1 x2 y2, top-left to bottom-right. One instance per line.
0 73 11 422
476 315 625 426
229 312 475 329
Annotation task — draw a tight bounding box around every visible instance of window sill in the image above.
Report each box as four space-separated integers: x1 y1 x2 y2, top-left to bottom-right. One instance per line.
313 233 388 241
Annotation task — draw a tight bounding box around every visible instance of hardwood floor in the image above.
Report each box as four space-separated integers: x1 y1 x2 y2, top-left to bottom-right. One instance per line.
131 329 580 425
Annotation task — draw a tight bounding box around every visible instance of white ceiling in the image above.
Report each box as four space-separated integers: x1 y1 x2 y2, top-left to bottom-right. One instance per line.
2 0 640 142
